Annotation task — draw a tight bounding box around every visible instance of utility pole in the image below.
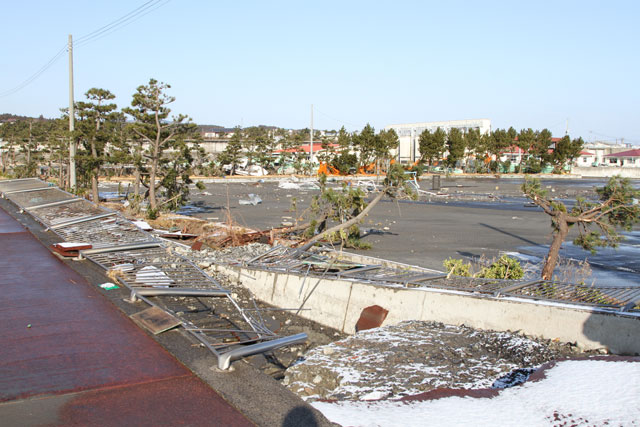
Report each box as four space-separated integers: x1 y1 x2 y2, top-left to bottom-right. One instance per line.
309 104 314 173
68 34 76 190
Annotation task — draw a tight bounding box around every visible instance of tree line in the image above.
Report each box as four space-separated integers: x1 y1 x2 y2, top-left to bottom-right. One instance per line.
0 79 201 216
1 82 585 217
417 126 584 174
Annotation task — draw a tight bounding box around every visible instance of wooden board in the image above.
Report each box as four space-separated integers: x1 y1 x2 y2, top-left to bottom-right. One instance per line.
130 306 181 335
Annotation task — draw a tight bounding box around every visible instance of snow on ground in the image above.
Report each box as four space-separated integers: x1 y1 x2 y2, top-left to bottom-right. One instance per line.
312 360 640 427
285 321 580 401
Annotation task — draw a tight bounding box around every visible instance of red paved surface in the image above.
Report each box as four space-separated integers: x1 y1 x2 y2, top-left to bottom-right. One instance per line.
0 207 252 425
55 376 252 426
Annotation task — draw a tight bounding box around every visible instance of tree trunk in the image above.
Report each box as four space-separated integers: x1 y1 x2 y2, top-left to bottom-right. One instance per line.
91 173 99 202
541 216 569 280
299 187 387 250
134 169 140 198
149 155 158 210
90 136 100 203
58 153 64 187
149 109 162 210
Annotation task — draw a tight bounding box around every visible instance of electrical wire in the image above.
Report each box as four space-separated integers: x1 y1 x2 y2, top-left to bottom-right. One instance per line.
75 0 171 48
589 130 639 145
313 106 363 130
75 0 158 44
0 45 67 98
0 0 171 98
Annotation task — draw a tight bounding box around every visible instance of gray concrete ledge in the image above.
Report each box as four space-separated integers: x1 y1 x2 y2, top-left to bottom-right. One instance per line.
215 264 640 356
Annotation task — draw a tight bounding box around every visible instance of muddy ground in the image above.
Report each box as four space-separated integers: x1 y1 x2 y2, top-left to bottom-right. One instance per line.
97 176 628 395
168 176 624 271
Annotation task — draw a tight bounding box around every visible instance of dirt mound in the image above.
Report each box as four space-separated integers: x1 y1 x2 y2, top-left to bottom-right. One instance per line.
284 320 585 401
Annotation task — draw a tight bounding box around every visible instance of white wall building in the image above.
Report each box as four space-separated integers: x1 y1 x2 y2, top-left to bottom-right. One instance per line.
582 141 633 166
384 119 491 163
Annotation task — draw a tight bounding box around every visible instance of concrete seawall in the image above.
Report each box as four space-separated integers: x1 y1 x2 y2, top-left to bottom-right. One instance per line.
215 265 640 355
572 166 640 178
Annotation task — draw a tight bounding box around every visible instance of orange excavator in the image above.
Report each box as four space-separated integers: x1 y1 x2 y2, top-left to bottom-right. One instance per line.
317 163 341 175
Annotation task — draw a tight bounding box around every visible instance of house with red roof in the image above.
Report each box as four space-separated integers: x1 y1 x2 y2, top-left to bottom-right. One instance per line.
575 150 596 166
498 138 563 166
604 148 640 168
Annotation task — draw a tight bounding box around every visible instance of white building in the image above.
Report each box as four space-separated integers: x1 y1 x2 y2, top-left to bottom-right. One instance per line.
384 119 491 163
604 148 640 168
582 141 633 166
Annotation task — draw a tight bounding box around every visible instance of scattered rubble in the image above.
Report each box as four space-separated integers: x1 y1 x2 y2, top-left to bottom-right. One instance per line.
239 194 262 205
170 242 347 377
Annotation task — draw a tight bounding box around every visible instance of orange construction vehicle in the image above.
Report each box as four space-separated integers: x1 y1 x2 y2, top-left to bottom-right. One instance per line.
317 163 341 175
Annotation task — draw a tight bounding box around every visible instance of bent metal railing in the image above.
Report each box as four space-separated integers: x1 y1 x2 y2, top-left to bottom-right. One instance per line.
0 178 307 370
243 246 640 313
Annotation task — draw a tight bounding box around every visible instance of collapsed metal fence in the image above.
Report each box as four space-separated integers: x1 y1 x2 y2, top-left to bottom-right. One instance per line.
0 178 306 370
2 177 637 359
243 244 640 313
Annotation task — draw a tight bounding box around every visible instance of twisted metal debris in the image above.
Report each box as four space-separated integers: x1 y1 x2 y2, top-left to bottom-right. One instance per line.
242 244 640 312
0 178 306 370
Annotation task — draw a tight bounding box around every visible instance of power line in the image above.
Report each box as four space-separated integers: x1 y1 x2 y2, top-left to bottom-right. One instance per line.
75 0 158 44
589 130 640 145
0 0 171 98
0 45 67 98
75 0 171 48
313 106 363 130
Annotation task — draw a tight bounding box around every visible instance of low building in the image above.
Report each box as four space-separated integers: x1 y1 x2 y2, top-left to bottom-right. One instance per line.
604 148 640 167
582 141 632 165
575 150 597 166
384 119 491 164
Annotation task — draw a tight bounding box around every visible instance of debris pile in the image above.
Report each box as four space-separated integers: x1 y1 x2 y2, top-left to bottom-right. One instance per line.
173 242 271 266
283 320 584 401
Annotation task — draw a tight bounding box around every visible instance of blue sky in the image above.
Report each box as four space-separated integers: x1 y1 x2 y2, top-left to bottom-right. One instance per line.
1 1 639 143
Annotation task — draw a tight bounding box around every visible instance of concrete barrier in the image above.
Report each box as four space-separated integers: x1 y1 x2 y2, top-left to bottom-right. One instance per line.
572 166 640 179
215 265 640 355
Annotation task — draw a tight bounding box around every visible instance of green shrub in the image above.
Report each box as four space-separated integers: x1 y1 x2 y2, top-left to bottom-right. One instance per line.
146 207 159 220
477 255 524 280
443 258 472 277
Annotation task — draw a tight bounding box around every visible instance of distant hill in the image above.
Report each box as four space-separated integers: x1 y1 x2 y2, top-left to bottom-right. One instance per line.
197 124 280 133
198 124 234 133
0 113 50 123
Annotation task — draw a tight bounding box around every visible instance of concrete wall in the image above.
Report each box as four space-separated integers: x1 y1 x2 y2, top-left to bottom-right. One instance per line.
215 265 640 355
572 166 640 178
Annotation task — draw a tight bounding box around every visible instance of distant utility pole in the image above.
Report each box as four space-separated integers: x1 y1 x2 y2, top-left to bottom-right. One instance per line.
68 34 76 190
310 104 314 170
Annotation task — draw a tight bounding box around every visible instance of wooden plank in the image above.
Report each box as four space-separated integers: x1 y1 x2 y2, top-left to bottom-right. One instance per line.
130 306 181 335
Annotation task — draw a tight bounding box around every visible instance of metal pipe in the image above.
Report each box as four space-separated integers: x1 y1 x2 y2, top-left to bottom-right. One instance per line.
495 280 542 297
132 288 230 297
0 177 42 183
621 299 640 312
217 333 308 370
26 197 83 211
50 211 116 229
339 265 380 277
402 273 446 286
4 186 55 195
80 241 161 255
245 244 283 264
405 274 448 283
